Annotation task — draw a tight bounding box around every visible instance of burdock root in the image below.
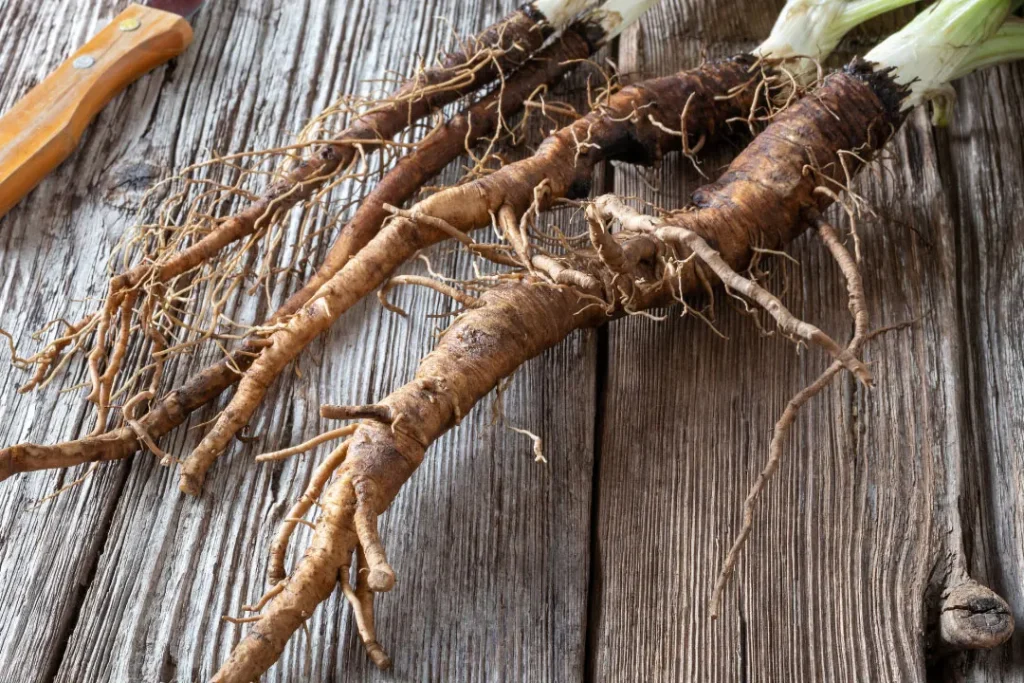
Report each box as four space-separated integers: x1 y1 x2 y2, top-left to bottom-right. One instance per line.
211 61 910 679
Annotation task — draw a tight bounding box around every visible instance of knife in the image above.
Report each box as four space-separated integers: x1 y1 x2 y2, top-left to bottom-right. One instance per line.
0 0 204 220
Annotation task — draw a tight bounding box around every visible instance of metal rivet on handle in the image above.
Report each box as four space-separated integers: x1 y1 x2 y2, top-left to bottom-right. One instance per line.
119 18 141 32
73 56 96 69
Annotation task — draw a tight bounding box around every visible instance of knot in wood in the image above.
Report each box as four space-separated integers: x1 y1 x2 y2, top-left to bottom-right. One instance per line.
939 581 1014 651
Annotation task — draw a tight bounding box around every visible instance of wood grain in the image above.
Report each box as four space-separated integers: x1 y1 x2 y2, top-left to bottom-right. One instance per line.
593 1 1023 681
0 1 596 681
942 62 1024 680
0 3 193 219
0 0 1021 681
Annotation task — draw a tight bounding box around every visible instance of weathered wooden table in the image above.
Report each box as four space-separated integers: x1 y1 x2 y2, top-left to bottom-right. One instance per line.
1 1 1021 681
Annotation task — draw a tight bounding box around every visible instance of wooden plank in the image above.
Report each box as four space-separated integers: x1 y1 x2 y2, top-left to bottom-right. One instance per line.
943 63 1024 679
3 1 1021 681
0 0 598 681
593 0 1021 680
0 2 189 680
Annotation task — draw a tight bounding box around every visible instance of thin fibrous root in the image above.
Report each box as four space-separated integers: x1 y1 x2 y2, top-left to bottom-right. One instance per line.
378 275 484 317
126 418 174 465
286 517 317 531
17 2 565 409
659 222 872 384
34 462 99 506
222 614 262 625
593 194 873 385
256 424 357 462
11 314 98 394
342 548 392 669
708 213 870 618
244 583 286 613
509 426 547 463
266 440 351 585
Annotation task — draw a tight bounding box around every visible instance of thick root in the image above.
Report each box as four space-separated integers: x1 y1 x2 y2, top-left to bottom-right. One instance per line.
0 350 252 482
266 440 351 585
213 280 597 681
212 468 368 682
342 548 392 669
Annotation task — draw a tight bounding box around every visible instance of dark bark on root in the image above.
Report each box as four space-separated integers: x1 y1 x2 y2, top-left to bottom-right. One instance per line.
669 59 904 278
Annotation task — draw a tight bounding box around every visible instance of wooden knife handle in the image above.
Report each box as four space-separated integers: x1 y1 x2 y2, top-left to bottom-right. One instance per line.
0 4 193 219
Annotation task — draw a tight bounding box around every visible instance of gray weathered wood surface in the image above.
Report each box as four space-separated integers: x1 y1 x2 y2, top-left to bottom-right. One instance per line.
0 1 1021 681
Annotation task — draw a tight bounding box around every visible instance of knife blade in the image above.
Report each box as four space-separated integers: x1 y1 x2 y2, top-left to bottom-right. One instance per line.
0 1 206 220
